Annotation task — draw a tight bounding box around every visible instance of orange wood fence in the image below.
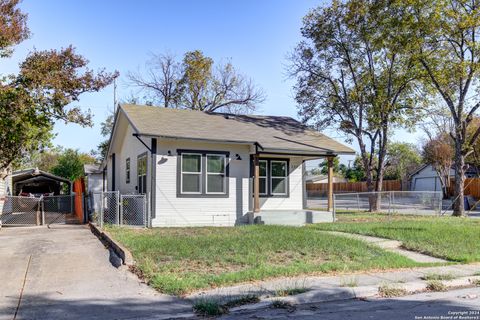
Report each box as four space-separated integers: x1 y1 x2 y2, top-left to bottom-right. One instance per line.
306 180 402 197
447 178 480 198
72 178 85 223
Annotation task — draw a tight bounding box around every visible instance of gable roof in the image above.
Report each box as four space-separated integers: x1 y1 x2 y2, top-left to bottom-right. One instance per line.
119 104 355 156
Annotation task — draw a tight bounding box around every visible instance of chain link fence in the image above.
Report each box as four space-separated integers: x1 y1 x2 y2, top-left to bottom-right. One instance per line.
88 191 148 228
333 191 443 218
0 195 75 226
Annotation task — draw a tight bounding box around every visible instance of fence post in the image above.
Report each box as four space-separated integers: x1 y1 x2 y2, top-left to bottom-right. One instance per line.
100 191 104 229
41 198 45 226
119 194 123 226
145 193 149 227
332 194 336 222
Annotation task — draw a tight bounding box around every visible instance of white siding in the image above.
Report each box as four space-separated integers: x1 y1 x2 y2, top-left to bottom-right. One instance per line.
153 140 251 227
258 156 304 211
411 165 453 192
87 173 103 193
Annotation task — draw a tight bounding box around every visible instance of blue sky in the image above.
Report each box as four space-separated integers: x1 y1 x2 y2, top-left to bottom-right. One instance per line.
3 0 422 168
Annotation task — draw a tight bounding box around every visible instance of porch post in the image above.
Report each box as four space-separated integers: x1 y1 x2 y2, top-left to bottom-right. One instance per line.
327 156 334 212
253 155 260 213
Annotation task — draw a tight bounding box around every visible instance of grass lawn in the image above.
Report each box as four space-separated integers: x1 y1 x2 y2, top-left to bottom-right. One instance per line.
105 225 421 295
312 213 480 263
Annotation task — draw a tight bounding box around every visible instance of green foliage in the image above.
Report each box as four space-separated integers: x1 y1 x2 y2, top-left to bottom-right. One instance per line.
290 0 424 192
0 0 116 174
51 148 96 181
384 142 422 180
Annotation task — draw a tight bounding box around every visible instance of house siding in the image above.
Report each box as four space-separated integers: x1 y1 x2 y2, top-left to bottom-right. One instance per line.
153 140 251 227
258 156 304 211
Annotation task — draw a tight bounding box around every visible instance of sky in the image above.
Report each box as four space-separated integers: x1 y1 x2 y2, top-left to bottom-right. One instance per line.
2 0 424 170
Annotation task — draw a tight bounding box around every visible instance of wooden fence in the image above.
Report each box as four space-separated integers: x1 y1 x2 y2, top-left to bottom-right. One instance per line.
447 178 480 199
306 180 402 197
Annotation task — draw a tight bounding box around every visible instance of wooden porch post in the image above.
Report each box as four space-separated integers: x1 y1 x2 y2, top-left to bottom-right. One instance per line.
253 155 260 213
327 156 334 212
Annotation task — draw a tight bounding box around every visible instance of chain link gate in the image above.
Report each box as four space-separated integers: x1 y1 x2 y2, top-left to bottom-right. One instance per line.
88 191 148 228
0 195 75 226
120 194 147 226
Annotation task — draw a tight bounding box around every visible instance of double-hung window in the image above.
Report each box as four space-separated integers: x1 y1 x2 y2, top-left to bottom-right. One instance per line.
259 160 268 195
178 150 229 197
206 154 226 194
270 160 288 195
126 158 130 184
137 154 147 194
181 153 202 194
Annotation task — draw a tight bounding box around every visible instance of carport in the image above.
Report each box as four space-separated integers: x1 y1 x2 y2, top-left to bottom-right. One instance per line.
12 168 71 196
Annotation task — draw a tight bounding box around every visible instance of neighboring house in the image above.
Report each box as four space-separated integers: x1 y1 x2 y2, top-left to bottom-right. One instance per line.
103 104 355 227
84 164 105 193
306 174 347 184
409 164 478 192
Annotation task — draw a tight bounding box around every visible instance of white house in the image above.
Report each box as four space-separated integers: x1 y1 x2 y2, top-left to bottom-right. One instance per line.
409 164 478 192
84 164 105 193
103 104 355 227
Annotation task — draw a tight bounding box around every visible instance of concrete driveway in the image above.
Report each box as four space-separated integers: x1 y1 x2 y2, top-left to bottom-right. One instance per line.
0 225 191 320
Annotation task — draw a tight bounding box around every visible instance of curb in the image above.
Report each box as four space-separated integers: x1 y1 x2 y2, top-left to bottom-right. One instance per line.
89 222 134 266
228 275 480 314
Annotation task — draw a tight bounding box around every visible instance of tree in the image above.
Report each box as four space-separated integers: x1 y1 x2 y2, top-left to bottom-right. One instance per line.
127 50 265 113
318 157 341 175
51 148 96 181
16 146 62 172
422 134 454 197
384 142 422 182
399 0 480 216
289 0 422 210
0 0 117 178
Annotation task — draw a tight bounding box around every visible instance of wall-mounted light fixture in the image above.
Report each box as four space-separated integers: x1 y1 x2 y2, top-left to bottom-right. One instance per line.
235 154 242 160
167 150 172 156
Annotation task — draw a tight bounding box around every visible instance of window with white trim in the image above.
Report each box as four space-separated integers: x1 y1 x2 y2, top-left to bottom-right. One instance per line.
181 153 202 194
270 160 288 195
206 154 226 194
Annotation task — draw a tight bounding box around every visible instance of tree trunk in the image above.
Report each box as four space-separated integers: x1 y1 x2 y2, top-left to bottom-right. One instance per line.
452 141 465 216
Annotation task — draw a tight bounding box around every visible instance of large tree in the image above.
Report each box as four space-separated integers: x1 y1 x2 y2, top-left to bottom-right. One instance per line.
51 148 96 181
400 0 480 215
384 142 422 182
290 0 422 209
127 50 265 113
0 0 117 178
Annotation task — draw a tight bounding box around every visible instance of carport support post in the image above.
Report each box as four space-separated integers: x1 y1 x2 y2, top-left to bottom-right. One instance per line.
253 155 260 214
327 156 334 212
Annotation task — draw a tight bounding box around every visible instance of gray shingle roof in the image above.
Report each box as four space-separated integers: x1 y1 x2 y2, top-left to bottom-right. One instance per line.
120 104 355 156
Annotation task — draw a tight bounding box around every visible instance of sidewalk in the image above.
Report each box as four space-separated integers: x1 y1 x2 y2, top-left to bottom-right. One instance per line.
186 264 480 313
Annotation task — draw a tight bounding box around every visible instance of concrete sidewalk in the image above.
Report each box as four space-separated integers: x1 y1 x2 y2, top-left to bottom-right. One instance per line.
0 225 191 320
187 264 480 309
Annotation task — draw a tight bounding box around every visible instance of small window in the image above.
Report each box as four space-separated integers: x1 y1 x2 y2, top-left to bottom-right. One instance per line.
126 158 130 184
137 155 147 194
270 160 287 195
206 154 226 194
181 153 202 194
259 160 267 195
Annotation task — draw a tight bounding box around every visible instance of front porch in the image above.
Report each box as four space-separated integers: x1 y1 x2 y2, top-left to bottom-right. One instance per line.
251 209 334 226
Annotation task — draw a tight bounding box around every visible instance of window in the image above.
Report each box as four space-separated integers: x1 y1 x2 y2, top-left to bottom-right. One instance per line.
259 160 267 195
270 160 287 195
181 153 202 194
206 154 226 194
177 150 229 197
126 158 130 184
253 158 289 197
137 154 147 194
